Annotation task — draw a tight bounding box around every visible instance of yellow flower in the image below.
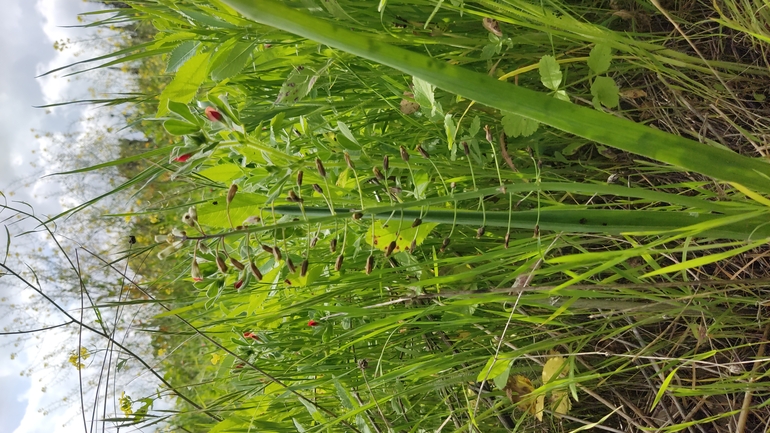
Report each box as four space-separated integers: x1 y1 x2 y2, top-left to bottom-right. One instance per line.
211 353 222 365
68 347 90 370
119 392 133 415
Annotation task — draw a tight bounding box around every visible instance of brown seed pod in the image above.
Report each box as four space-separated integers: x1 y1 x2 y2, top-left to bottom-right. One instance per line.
344 152 355 170
450 182 456 189
439 237 450 253
330 238 337 253
383 155 389 172
230 257 245 271
286 257 296 273
462 141 470 156
373 166 385 181
476 226 486 239
482 17 503 37
288 190 302 203
385 240 397 257
416 145 430 159
410 239 417 252
315 158 327 178
365 255 374 275
273 246 282 262
533 225 539 238
504 231 511 249
411 218 422 228
296 170 304 187
216 255 228 273
300 259 309 277
352 212 363 220
388 257 399 268
334 254 344 271
400 146 410 162
312 184 323 194
261 245 274 254
249 261 263 280
310 237 319 248
227 184 238 204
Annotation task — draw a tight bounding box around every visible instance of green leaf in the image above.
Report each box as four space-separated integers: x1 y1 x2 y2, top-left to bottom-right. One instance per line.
158 51 211 116
275 66 319 105
166 41 199 73
163 119 200 136
588 43 612 75
198 192 266 228
167 101 199 124
469 115 481 137
554 89 570 102
650 367 679 411
333 376 355 410
198 163 244 183
480 43 499 60
591 76 619 109
477 355 512 382
538 55 562 91
412 76 436 113
501 111 539 137
210 40 257 81
444 114 457 150
337 121 360 147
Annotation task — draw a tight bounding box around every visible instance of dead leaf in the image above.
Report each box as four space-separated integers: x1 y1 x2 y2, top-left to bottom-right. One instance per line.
482 18 503 37
503 374 536 414
535 395 545 421
551 391 571 416
542 354 571 418
400 91 419 115
612 10 634 20
620 89 647 99
542 355 567 383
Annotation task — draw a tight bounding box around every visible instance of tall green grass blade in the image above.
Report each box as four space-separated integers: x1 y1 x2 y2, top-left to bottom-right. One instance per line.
221 0 770 194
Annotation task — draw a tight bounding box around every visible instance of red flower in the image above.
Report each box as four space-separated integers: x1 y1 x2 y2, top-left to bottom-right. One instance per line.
174 153 192 163
234 280 243 290
233 363 244 369
243 332 260 340
307 320 319 327
205 106 223 122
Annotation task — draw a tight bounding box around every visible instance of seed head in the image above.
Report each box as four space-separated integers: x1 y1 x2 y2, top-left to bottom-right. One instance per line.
334 254 344 271
329 238 337 253
261 245 274 254
385 240 397 257
273 246 282 262
249 261 263 280
373 166 385 181
312 184 323 194
300 259 309 277
416 145 430 159
462 141 470 156
476 226 486 238
286 257 296 273
365 255 374 275
344 152 355 170
227 184 238 204
230 258 245 271
216 255 228 273
399 146 409 162
296 170 304 187
383 155 389 172
411 218 422 228
191 260 203 282
315 158 327 178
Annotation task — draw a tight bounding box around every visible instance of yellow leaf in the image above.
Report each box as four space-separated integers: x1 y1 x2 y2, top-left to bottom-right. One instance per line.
535 395 545 421
503 375 536 415
551 391 571 416
366 221 438 253
542 355 567 383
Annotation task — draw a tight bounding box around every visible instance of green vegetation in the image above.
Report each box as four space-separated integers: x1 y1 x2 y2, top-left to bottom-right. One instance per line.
6 0 770 431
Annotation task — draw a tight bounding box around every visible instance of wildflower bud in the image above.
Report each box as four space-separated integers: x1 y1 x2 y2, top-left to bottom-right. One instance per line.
352 212 363 220
188 206 198 221
284 279 292 285
315 158 326 178
416 145 430 159
358 358 369 370
439 237 450 253
462 141 470 156
330 238 337 253
310 237 319 248
533 224 539 238
174 153 193 163
365 255 374 275
334 254 344 271
476 226 486 238
400 146 409 162
410 239 417 252
205 106 223 122
484 125 493 143
383 155 389 172
288 190 302 203
450 182 456 189
300 259 308 277
296 170 304 187
191 261 203 282
243 332 259 340
244 216 261 225
308 320 319 327
373 167 385 181
286 257 296 273
227 184 238 204
504 231 510 249
344 152 355 170
411 218 422 228
272 246 282 262
385 240 397 257
230 257 245 271
197 242 211 254
216 255 228 273
182 213 195 227
249 261 263 280
312 184 323 194
261 245 274 254
234 280 244 290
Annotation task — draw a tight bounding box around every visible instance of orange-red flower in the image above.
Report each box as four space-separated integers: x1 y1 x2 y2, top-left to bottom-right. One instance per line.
174 153 192 163
234 280 243 290
308 320 319 327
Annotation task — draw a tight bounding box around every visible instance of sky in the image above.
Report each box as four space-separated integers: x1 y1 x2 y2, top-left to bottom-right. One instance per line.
0 1 133 432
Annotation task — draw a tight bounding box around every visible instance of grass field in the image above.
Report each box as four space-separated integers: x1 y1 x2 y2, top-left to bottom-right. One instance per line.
6 0 770 431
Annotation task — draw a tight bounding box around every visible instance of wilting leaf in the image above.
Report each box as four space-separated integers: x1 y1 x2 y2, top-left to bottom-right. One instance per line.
503 374 535 414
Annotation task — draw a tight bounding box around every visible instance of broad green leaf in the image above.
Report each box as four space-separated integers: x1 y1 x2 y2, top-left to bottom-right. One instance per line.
167 101 199 124
198 192 265 228
366 221 438 253
198 163 244 183
163 119 200 136
275 65 320 105
591 76 619 109
538 55 562 91
469 115 481 137
166 41 199 73
444 114 456 150
588 43 612 75
211 40 257 81
501 111 539 137
477 355 512 382
158 51 211 116
413 76 442 119
337 121 359 147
